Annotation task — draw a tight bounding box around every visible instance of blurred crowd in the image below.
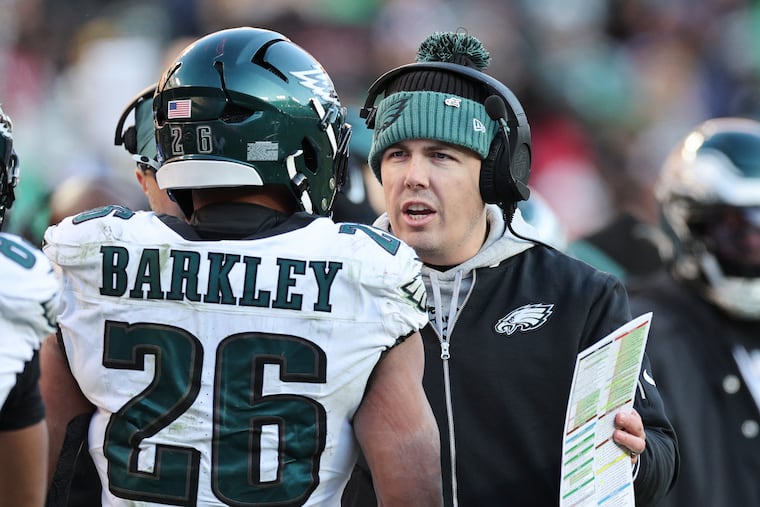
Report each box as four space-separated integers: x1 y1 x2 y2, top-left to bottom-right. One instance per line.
2 0 760 244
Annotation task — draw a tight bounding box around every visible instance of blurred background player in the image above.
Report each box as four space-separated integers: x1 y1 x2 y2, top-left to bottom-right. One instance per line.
629 117 760 506
41 27 441 506
0 105 61 507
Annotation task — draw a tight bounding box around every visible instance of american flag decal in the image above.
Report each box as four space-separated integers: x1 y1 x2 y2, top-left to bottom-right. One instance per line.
168 99 192 119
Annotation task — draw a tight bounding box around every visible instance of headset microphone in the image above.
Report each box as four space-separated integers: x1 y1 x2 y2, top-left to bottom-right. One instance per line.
484 95 530 202
485 95 508 129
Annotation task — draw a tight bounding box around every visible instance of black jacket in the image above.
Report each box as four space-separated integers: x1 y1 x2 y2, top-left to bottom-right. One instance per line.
630 271 760 507
344 206 678 507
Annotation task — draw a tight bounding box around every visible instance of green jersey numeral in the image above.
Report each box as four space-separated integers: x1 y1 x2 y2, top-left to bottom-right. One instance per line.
102 321 327 506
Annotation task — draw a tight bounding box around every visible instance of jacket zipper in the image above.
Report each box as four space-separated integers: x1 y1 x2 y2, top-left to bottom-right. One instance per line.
433 269 472 507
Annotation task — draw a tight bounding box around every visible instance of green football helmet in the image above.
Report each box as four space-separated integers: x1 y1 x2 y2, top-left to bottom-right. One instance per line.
0 105 19 229
658 117 760 319
153 27 351 217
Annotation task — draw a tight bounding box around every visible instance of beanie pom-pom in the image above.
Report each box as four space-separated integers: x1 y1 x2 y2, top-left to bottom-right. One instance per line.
416 32 490 70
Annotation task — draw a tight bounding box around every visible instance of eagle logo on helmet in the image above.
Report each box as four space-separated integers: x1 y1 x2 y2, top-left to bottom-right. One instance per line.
494 303 554 335
290 67 337 103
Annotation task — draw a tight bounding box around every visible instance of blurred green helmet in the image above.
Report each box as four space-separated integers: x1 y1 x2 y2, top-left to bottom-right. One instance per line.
0 106 19 229
658 117 760 319
153 27 351 217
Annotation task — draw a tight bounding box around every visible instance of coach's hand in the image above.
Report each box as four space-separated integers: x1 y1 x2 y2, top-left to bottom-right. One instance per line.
613 408 646 465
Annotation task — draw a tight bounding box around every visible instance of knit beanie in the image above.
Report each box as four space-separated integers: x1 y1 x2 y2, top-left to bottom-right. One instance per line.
368 32 499 180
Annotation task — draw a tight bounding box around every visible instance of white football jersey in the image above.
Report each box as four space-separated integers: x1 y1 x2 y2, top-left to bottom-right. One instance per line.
44 207 427 507
0 232 61 408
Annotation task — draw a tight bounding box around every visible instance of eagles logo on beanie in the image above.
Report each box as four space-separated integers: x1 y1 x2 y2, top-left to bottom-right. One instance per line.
368 32 499 181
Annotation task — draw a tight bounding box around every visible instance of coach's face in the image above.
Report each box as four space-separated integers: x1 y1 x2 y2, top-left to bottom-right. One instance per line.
380 138 487 266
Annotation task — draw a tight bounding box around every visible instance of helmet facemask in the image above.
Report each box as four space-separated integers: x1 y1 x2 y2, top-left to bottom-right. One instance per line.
659 118 760 320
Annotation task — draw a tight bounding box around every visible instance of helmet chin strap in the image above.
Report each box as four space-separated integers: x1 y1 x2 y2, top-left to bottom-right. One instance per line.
699 247 760 320
286 149 312 213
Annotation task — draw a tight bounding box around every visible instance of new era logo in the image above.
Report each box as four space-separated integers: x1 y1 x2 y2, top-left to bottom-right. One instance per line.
168 99 192 119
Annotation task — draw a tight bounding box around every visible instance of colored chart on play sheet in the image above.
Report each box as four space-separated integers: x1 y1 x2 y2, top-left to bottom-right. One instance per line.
560 313 652 507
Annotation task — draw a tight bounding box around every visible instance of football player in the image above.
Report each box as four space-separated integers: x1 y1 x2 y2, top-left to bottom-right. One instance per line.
629 117 760 506
0 105 61 507
41 27 441 506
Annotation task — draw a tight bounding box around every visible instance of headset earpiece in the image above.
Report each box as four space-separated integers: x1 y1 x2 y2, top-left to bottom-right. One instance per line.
362 62 531 207
480 125 508 204
483 94 530 205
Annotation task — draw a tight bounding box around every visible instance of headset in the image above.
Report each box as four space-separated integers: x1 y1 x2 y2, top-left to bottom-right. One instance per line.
114 83 159 170
361 61 531 206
